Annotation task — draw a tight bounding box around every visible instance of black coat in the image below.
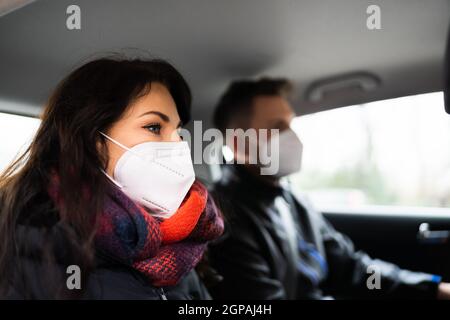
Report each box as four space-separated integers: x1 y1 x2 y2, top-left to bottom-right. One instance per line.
208 164 441 299
5 222 211 300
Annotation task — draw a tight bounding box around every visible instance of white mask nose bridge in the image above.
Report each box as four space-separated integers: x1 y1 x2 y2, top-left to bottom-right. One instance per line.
99 132 188 158
99 131 188 178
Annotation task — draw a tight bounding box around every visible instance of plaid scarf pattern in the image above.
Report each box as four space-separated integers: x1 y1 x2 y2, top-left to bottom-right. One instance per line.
49 178 224 287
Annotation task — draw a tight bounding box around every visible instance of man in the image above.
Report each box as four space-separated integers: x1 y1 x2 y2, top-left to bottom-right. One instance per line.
208 78 450 299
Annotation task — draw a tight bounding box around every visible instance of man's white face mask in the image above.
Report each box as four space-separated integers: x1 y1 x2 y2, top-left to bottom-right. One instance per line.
100 132 196 219
259 128 303 178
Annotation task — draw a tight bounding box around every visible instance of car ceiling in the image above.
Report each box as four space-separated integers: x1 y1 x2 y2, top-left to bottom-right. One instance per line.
0 0 449 128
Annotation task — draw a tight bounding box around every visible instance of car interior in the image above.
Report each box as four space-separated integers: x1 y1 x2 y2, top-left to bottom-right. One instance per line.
1 0 450 292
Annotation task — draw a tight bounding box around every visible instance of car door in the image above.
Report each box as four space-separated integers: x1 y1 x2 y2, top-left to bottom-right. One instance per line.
289 91 450 281
323 208 450 280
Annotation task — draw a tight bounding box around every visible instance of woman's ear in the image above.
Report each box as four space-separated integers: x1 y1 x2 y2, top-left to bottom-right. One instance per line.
96 135 105 155
96 135 110 171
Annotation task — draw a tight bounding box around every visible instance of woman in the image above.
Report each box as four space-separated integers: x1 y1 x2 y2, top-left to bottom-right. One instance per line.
0 57 224 299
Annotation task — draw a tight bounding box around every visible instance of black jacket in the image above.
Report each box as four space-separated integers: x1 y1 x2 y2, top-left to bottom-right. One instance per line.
208 164 441 300
6 222 211 300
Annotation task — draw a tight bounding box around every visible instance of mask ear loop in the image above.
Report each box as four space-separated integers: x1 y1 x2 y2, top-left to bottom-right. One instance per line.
99 132 125 189
101 168 124 189
99 131 158 160
99 131 131 152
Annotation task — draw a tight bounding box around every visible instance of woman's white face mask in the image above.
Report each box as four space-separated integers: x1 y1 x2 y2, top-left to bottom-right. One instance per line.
100 132 196 219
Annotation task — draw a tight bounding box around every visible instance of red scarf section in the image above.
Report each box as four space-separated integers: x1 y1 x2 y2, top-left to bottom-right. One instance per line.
48 177 224 287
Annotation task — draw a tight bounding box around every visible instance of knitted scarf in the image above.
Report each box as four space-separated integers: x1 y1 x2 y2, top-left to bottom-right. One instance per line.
48 178 224 287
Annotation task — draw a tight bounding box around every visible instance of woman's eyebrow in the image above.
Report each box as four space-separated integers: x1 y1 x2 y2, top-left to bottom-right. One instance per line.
138 110 170 122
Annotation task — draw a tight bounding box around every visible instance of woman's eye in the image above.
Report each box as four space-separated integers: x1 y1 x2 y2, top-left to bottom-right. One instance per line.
144 123 161 135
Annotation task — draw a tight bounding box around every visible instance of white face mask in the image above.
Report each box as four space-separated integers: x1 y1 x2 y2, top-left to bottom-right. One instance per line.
260 128 303 177
100 132 196 219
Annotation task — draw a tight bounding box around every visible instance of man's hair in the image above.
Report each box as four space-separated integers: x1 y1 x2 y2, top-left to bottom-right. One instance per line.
213 78 292 133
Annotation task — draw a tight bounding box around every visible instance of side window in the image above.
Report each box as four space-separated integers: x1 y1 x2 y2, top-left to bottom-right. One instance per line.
0 112 41 173
290 92 450 210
